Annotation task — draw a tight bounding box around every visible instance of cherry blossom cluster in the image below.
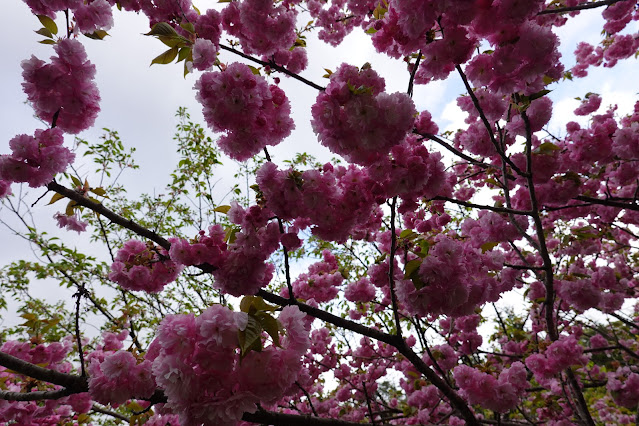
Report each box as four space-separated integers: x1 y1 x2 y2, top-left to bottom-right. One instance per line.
222 0 297 57
147 304 310 425
21 39 100 134
86 335 155 406
190 9 223 71
257 161 382 242
169 224 227 267
525 336 589 387
108 239 183 293
396 235 517 317
195 62 294 161
556 265 627 312
368 0 565 94
24 0 113 32
453 362 528 413
460 211 525 249
210 203 281 296
572 1 638 76
305 0 367 46
607 366 639 409
366 134 451 207
0 128 74 188
439 314 485 356
263 46 308 74
282 249 344 303
311 63 416 166
137 0 196 25
169 204 283 296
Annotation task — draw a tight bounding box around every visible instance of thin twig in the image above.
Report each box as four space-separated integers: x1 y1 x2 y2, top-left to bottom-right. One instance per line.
296 381 319 417
538 0 628 15
74 284 86 377
219 44 325 91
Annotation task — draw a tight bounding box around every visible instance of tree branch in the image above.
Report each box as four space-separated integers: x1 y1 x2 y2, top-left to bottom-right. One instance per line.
91 404 130 422
46 181 171 250
415 131 492 170
538 0 629 15
0 351 87 392
574 195 639 211
431 196 532 215
0 387 75 401
219 44 325 91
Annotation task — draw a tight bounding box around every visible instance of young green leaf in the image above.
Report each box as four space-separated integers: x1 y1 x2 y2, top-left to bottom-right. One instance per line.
37 15 58 35
151 46 179 65
145 22 178 37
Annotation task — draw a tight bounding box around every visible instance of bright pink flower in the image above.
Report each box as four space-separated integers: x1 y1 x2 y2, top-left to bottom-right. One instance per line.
21 39 100 134
311 63 416 166
222 0 297 56
108 239 182 293
195 62 294 161
0 128 74 188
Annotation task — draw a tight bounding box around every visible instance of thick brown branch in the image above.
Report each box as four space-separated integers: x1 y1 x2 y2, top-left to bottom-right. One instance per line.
242 409 374 425
0 387 75 401
0 351 87 392
46 181 171 250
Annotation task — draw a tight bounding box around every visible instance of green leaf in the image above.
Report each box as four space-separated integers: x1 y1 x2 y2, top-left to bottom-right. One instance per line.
255 312 280 347
404 258 422 279
90 187 107 196
37 15 58 35
84 30 109 40
529 89 552 101
70 176 83 188
238 315 262 357
240 295 255 313
47 193 65 205
534 142 561 155
151 46 179 65
20 313 37 321
365 27 377 34
38 39 57 45
240 295 278 314
225 226 239 244
399 229 417 240
65 201 77 217
415 239 430 258
145 22 178 37
480 241 498 253
248 65 261 75
372 4 387 19
157 35 189 48
35 27 53 38
214 205 231 214
177 47 191 63
180 22 195 34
